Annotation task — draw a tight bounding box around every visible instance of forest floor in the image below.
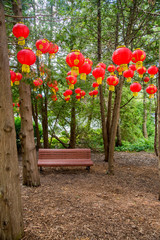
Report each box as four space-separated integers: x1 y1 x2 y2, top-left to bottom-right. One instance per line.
20 151 160 240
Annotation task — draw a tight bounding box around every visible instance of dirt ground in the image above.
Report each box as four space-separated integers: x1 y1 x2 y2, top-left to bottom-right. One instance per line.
20 152 160 240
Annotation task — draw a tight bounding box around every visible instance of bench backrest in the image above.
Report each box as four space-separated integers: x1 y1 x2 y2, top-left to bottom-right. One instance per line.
38 148 91 160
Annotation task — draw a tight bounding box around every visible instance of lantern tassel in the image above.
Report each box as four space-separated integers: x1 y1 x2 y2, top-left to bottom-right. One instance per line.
18 37 25 46
118 72 122 75
11 81 13 86
22 64 30 73
120 64 128 71
126 77 131 83
149 94 154 99
71 66 79 75
36 50 42 57
138 74 143 78
80 73 86 81
15 81 20 85
109 85 115 91
150 74 154 78
49 53 55 59
136 61 143 69
97 77 102 85
133 92 138 97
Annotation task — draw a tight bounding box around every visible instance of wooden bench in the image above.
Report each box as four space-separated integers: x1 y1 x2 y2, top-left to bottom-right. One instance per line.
38 148 93 171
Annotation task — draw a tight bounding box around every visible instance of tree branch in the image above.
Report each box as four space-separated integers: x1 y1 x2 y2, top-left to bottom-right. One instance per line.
120 96 134 109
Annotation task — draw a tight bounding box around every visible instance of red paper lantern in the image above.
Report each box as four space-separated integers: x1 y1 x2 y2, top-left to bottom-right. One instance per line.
148 66 158 78
33 80 41 88
12 22 29 45
79 62 92 80
51 86 59 94
13 103 15 107
130 82 142 97
143 77 150 84
10 70 16 86
35 39 50 57
66 75 77 89
17 103 20 107
63 89 73 102
146 84 157 98
129 64 137 71
92 66 105 85
97 62 106 69
85 58 93 66
92 82 99 90
80 90 86 99
137 66 146 78
116 66 123 75
131 48 146 68
17 48 36 73
112 46 132 71
15 73 22 85
75 88 81 101
106 76 119 91
92 90 98 97
89 91 93 97
51 95 58 102
107 64 116 75
36 94 43 99
66 50 85 75
48 42 59 58
123 69 134 82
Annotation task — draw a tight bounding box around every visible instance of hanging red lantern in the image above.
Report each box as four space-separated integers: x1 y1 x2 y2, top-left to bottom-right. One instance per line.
37 78 43 86
36 94 43 99
92 82 99 90
15 73 22 85
107 64 116 75
79 62 92 80
148 66 158 78
89 91 93 97
17 103 20 107
75 88 81 101
51 95 58 102
116 66 123 75
129 64 137 71
131 48 146 68
80 90 86 99
137 66 146 78
97 62 106 69
51 86 59 94
123 69 134 82
13 103 15 107
10 70 16 86
48 42 59 58
130 82 142 97
67 71 77 77
112 46 132 71
143 77 150 84
66 75 77 89
33 79 41 88
92 90 98 97
146 84 157 98
12 22 29 45
63 89 73 102
92 66 105 85
35 39 50 57
106 76 119 91
85 58 93 66
17 48 36 73
66 50 85 75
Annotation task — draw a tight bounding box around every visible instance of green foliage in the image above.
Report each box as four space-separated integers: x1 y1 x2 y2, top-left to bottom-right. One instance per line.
115 137 154 152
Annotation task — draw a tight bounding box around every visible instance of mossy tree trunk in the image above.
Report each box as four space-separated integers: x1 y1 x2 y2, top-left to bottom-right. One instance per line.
0 2 24 239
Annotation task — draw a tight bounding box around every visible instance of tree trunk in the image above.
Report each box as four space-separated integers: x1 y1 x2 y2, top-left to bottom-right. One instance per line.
0 2 24 239
158 40 160 200
97 0 108 161
108 77 124 174
106 91 112 155
32 100 41 149
154 106 158 156
116 121 122 147
12 0 40 187
42 95 49 148
69 99 76 148
143 83 148 138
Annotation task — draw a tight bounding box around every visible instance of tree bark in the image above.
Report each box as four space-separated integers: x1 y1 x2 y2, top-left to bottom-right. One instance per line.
41 94 49 148
143 83 148 138
108 77 124 174
69 99 76 148
106 91 112 156
158 40 160 199
0 2 24 239
116 121 122 147
12 0 40 187
97 0 108 161
32 100 41 149
154 106 158 156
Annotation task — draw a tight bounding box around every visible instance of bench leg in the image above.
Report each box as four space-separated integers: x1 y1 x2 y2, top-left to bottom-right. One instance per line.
40 166 43 172
86 166 90 172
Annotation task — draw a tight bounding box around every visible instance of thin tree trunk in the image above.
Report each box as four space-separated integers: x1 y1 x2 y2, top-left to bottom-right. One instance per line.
106 91 112 157
116 121 122 147
0 2 24 239
154 106 158 156
12 0 40 187
143 82 148 138
97 0 108 161
69 98 76 148
108 77 124 174
32 100 41 149
42 94 49 148
158 40 160 200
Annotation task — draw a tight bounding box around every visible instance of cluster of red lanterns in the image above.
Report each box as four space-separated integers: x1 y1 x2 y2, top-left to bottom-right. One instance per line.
35 39 59 58
10 70 22 86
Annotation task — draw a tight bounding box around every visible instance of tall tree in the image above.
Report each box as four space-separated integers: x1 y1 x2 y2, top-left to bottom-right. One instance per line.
12 0 40 186
0 1 23 239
